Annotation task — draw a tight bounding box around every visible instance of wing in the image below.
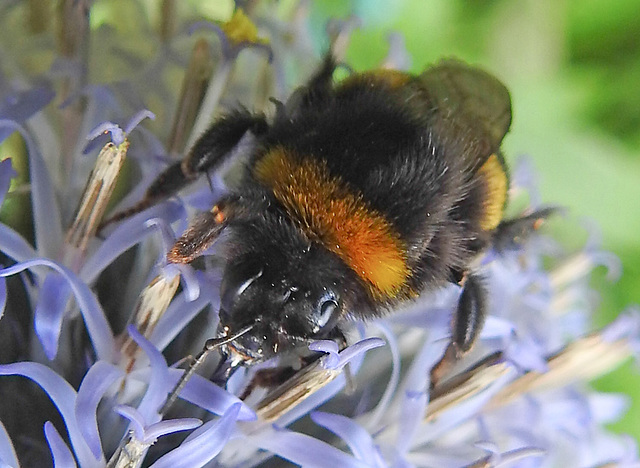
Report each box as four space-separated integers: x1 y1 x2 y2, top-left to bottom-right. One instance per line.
419 59 512 171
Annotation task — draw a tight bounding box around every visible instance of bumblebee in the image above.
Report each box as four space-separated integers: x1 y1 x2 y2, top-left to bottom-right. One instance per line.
111 56 539 388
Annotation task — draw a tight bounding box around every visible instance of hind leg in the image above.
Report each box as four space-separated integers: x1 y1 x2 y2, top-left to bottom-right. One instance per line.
431 273 487 386
430 207 556 386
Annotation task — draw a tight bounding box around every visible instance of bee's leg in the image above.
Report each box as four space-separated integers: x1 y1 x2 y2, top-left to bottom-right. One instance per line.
492 206 557 252
282 54 338 117
430 273 487 387
239 327 350 400
167 195 262 263
100 109 268 227
182 109 268 176
305 53 338 100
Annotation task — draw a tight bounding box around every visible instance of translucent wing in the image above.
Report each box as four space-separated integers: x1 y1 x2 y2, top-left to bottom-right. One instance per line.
419 60 512 170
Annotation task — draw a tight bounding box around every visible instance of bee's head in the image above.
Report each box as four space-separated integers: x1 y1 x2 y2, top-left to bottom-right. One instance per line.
218 251 348 365
216 219 370 365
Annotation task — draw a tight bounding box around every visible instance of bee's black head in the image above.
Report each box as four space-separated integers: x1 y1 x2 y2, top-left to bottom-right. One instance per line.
216 218 370 365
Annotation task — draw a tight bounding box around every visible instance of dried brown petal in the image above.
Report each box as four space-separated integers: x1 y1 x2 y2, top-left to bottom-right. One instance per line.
65 140 128 255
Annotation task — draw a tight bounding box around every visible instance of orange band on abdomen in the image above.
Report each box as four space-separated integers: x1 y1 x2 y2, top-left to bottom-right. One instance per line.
254 147 409 299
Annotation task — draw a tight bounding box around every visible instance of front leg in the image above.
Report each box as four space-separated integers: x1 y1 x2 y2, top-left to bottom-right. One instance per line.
167 194 264 264
238 326 350 400
101 109 268 227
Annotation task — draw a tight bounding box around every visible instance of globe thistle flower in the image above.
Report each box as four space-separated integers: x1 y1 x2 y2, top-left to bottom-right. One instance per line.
0 2 638 467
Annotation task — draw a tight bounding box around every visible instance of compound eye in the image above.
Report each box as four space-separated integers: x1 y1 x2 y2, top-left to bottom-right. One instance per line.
311 293 340 333
221 263 263 312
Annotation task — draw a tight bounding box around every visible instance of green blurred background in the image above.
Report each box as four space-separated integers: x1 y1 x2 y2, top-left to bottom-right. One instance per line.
308 0 640 440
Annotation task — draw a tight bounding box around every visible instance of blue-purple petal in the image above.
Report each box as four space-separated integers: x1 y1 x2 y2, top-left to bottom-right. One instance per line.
150 282 217 351
602 310 640 343
44 422 78 468
143 217 177 258
252 426 369 468
75 361 125 458
181 185 227 212
615 435 640 466
127 325 169 420
187 20 220 36
163 263 200 302
0 258 115 361
366 322 401 428
404 337 448 393
0 362 103 467
81 132 111 155
174 371 255 421
396 391 427 455
480 316 516 340
383 32 412 71
329 337 385 370
494 447 546 467
311 412 383 466
0 276 5 320
505 336 549 373
310 340 339 368
142 418 202 444
0 223 38 263
0 421 19 468
124 110 156 135
80 201 186 284
188 21 232 58
473 442 546 467
510 156 541 207
34 273 72 360
149 404 240 468
0 158 17 207
86 121 125 147
0 85 55 139
0 121 63 258
590 250 623 282
114 405 146 441
588 392 630 425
